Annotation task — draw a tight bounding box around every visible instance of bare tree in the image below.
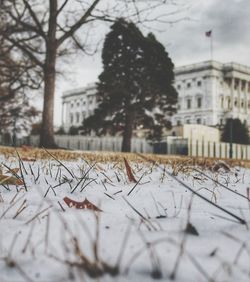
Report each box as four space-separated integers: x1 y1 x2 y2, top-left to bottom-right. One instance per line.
0 0 185 148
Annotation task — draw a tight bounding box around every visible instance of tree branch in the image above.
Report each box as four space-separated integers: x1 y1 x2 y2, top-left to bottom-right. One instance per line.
56 0 69 17
22 0 46 39
5 9 43 37
57 0 101 46
4 36 44 68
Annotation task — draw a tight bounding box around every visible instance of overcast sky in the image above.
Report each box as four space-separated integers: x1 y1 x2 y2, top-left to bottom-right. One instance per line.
52 0 250 126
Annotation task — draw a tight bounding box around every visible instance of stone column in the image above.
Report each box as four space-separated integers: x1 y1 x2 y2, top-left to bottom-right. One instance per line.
238 79 242 114
61 102 65 126
230 77 235 112
245 80 248 114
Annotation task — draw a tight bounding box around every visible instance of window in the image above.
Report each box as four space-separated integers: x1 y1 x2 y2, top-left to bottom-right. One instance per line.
228 98 231 109
177 85 181 90
187 99 191 109
187 83 191 88
70 114 73 124
241 100 244 108
71 103 74 108
76 113 80 123
234 99 238 107
177 120 181 126
220 97 224 108
197 118 201 124
197 81 202 87
76 102 80 107
242 82 245 91
186 119 190 124
197 97 202 108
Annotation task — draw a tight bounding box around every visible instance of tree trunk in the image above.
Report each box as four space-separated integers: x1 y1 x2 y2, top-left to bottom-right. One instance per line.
39 0 57 148
122 111 134 152
40 61 57 148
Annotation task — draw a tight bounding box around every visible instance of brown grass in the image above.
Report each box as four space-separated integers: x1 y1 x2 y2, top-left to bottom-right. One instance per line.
0 145 250 168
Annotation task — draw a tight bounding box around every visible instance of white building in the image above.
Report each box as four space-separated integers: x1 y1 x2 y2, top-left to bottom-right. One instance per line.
61 83 97 132
61 60 250 132
173 61 250 127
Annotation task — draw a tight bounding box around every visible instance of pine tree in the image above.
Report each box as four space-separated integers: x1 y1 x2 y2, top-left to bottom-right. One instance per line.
221 118 249 145
83 19 177 152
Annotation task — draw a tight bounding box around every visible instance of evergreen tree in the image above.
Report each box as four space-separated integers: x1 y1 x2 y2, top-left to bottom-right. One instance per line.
83 19 177 152
221 118 249 145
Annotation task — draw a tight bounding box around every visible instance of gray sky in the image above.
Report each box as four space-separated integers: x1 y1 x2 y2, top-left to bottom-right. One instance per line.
53 0 250 126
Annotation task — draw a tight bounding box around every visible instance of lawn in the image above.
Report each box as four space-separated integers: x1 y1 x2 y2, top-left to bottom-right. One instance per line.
0 146 249 282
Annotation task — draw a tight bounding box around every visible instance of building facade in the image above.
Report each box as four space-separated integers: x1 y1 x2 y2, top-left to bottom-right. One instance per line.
173 61 250 127
61 83 97 132
61 61 250 132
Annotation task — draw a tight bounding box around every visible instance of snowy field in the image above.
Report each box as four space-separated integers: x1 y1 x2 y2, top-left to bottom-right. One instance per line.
0 149 250 282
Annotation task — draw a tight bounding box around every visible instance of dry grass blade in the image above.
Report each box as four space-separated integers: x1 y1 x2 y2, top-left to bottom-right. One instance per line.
25 205 52 225
192 167 250 202
136 153 247 225
43 148 75 179
127 173 145 196
124 158 137 183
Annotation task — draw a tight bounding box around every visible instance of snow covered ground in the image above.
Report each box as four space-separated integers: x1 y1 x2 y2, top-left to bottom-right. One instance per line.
0 152 250 282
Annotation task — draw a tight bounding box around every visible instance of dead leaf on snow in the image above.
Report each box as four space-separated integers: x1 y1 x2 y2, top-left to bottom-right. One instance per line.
63 197 102 212
0 174 24 185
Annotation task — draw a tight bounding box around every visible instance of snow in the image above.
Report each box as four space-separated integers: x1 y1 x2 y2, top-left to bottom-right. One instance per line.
0 153 250 282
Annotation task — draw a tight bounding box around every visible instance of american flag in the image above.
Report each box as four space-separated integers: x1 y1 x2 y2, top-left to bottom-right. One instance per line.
205 30 212 37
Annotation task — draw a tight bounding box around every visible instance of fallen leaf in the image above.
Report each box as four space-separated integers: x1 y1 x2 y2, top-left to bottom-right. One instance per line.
124 158 137 183
63 197 102 212
0 174 24 185
9 168 19 174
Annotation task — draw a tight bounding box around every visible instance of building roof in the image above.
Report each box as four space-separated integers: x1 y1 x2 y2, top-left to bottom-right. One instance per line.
174 60 250 77
62 61 250 99
62 82 96 98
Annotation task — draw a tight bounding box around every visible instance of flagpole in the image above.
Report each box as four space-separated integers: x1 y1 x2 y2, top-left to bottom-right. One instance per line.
210 31 213 61
205 30 213 61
